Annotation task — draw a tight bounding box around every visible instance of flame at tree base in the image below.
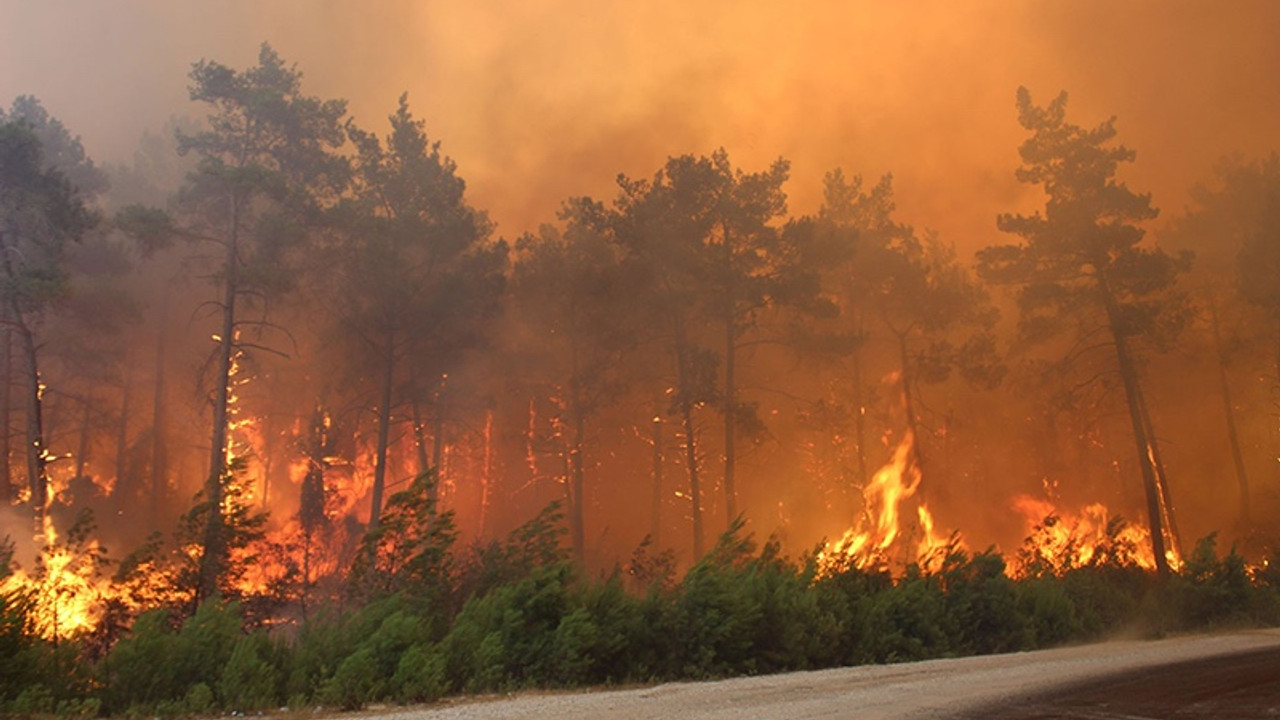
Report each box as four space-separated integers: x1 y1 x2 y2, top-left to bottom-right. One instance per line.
820 431 961 574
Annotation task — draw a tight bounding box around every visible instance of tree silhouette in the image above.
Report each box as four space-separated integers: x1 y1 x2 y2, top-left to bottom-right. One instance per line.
978 88 1190 575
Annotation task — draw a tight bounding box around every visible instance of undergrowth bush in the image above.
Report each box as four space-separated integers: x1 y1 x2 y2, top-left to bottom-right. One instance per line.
5 502 1279 717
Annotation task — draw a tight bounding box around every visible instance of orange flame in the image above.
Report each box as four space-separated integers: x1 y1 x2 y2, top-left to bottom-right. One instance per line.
1010 493 1182 576
821 430 959 572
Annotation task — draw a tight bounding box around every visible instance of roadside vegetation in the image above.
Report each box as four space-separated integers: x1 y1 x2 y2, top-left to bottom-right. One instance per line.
2 488 1277 717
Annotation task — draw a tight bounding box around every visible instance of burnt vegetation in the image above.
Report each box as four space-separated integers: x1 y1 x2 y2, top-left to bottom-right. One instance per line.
2 45 1280 715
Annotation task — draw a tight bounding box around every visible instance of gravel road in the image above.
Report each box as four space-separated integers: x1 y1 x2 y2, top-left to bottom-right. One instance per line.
370 629 1280 720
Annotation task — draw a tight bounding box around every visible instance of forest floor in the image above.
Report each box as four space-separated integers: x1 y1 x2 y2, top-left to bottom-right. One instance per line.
363 628 1280 719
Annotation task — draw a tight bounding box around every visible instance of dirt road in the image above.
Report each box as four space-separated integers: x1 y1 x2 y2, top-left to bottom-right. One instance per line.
375 629 1280 719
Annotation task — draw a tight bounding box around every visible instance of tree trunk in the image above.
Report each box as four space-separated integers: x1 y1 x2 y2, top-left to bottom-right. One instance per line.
1209 300 1252 524
682 398 703 559
18 321 47 522
479 409 494 539
0 322 10 504
75 399 91 483
432 376 446 498
369 333 395 531
1100 278 1171 576
651 413 663 546
1136 379 1182 561
720 225 740 529
568 404 586 562
115 362 132 496
723 312 738 527
895 331 926 481
200 193 240 602
150 317 169 524
851 315 868 497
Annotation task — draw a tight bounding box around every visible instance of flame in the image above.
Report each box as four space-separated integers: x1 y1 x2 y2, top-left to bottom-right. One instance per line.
821 430 960 573
0 513 114 640
1011 493 1183 576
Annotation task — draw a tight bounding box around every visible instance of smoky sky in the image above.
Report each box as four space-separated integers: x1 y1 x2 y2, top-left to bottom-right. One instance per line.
2 0 1278 249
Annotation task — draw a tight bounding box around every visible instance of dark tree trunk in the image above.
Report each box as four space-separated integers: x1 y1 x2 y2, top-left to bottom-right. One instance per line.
369 333 395 532
479 409 493 538
651 413 663 546
1209 300 1252 524
18 320 47 523
851 315 868 498
723 311 738 526
895 331 926 480
75 399 91 483
1100 276 1171 576
682 398 703 560
0 322 10 504
150 317 169 524
567 404 586 562
115 362 132 495
199 194 240 602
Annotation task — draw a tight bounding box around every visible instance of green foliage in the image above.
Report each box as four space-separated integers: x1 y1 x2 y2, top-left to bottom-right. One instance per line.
317 646 377 710
351 471 457 605
1165 534 1256 629
219 633 279 710
101 601 244 713
391 644 447 703
13 518 1280 717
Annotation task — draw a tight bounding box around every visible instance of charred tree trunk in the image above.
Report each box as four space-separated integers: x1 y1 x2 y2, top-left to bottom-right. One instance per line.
682 398 703 560
1100 276 1171 576
432 375 446 499
369 332 395 532
411 396 431 476
851 314 868 496
651 413 663 547
1209 300 1252 524
479 409 494 539
75 399 91 483
200 193 240 602
115 362 132 496
150 317 168 524
673 320 705 560
298 404 329 625
0 322 10 505
723 311 738 527
567 403 586 563
895 330 926 480
18 319 47 522
1136 379 1182 561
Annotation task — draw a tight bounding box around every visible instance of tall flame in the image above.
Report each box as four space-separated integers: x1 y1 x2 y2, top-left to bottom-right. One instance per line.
822 430 958 572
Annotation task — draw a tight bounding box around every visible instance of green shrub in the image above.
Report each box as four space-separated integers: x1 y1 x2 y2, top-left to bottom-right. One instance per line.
1017 576 1082 647
317 646 377 710
391 644 447 703
220 634 279 710
182 683 214 714
940 550 1027 654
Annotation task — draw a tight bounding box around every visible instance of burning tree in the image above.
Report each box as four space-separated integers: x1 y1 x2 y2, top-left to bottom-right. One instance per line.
172 44 348 601
508 200 635 562
0 98 101 518
813 171 1002 500
335 94 504 533
978 88 1192 575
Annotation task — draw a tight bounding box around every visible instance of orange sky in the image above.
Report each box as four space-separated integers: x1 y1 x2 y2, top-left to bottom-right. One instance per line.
2 1 1278 250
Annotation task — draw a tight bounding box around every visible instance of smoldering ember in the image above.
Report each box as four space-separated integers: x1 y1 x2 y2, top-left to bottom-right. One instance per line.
1 2 1279 716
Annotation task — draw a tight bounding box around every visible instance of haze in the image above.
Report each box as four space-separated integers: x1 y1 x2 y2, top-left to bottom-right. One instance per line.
4 1 1278 245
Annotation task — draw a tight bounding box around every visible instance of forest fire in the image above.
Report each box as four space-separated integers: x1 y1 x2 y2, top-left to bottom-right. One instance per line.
821 431 960 573
0 510 114 641
1011 494 1183 576
0 7 1278 714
